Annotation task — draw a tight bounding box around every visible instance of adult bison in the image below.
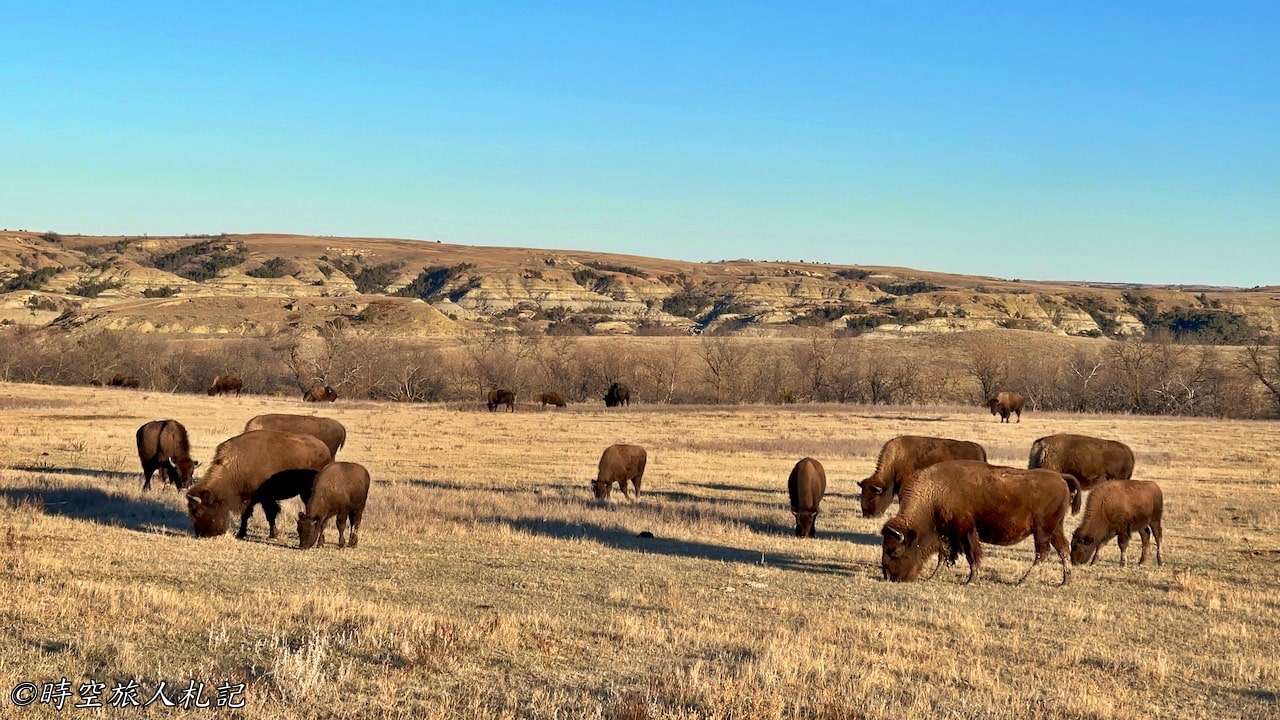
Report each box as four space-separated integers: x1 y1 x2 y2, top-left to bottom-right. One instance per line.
136 420 198 490
593 444 646 500
604 382 631 408
207 374 244 396
108 375 141 389
297 461 371 549
1071 479 1164 567
487 388 516 412
880 460 1081 586
303 384 338 402
788 457 827 538
858 436 988 517
184 430 332 539
244 414 346 458
1028 433 1134 490
539 392 567 408
988 391 1025 423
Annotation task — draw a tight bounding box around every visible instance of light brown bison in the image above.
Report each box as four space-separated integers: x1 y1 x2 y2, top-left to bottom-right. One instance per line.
244 414 346 458
858 436 988 517
539 392 567 408
136 420 198 490
487 388 515 412
1028 433 1134 489
297 462 371 549
788 457 827 538
604 382 631 408
593 444 647 500
1071 480 1164 567
880 460 1081 585
184 430 332 539
988 391 1024 423
108 374 141 389
303 384 338 402
207 374 244 396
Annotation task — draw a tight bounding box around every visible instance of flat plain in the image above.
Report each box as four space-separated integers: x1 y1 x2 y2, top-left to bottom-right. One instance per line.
0 382 1277 719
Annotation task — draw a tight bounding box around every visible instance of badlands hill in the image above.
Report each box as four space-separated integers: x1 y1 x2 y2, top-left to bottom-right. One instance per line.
1 230 1277 342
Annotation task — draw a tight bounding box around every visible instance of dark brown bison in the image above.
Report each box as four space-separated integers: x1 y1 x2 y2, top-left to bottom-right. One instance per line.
207 374 243 396
539 392 567 408
987 391 1024 422
1071 480 1164 567
487 388 515 412
184 430 332 539
604 382 631 408
1029 433 1135 490
788 457 827 538
858 435 988 517
303 384 338 402
297 462 370 549
136 420 198 490
593 444 646 500
244 414 346 458
880 460 1081 586
108 374 141 389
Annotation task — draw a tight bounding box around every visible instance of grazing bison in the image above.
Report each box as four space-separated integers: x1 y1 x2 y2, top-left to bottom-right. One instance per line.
108 374 141 389
244 414 346 458
297 462 371 549
539 392 567 408
487 388 516 412
136 420 198 490
788 457 827 538
303 384 338 402
1028 433 1134 490
207 374 244 396
987 391 1024 422
880 460 1081 586
184 430 332 539
1071 480 1164 567
858 436 988 517
593 444 647 500
604 382 631 408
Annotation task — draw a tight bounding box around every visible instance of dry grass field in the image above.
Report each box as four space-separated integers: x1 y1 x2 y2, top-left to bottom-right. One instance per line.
1 382 1277 719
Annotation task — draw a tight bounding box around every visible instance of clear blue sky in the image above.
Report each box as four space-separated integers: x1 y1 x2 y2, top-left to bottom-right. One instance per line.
3 2 1277 286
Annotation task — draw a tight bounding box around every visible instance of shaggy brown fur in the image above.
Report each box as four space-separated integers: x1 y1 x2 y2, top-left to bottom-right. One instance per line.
136 420 198 490
487 388 515 412
787 457 827 538
207 374 244 396
108 375 141 388
858 436 988 517
1028 433 1135 489
988 391 1025 423
1071 480 1164 567
303 384 338 402
244 414 347 458
539 392 567 408
297 462 371 550
604 382 631 408
593 444 647 500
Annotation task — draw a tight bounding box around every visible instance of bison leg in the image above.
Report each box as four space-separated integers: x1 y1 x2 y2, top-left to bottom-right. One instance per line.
1116 532 1130 567
263 500 282 539
348 511 361 548
1137 527 1151 565
335 514 348 548
236 503 256 539
1051 525 1070 586
923 551 944 580
1017 533 1050 586
141 462 155 491
631 476 642 499
618 479 631 500
1015 410 1021 423
961 529 982 585
1152 522 1163 566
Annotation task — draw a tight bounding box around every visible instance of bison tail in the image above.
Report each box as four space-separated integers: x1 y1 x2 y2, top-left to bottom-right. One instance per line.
1028 439 1046 470
1062 474 1082 515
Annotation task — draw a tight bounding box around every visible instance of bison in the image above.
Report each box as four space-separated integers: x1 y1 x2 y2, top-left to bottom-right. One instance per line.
1071 480 1164 567
244 414 346 458
136 420 198 490
297 462 371 549
604 382 631 408
487 388 515 412
207 374 244 396
880 460 1081 586
1028 433 1134 490
987 391 1024 423
593 444 647 500
788 457 826 538
184 430 332 539
858 435 988 517
108 375 141 389
303 384 338 402
539 392 567 408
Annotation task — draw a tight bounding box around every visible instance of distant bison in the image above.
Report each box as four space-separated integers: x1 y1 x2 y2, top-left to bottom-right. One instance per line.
988 391 1024 423
1028 433 1134 490
604 382 631 408
880 460 1081 586
788 457 827 538
593 444 647 500
1071 480 1164 567
487 388 515 412
297 462 370 550
303 384 338 402
108 375 141 389
244 414 346 458
539 392 567 408
858 435 988 517
184 430 332 539
136 420 198 490
207 374 244 396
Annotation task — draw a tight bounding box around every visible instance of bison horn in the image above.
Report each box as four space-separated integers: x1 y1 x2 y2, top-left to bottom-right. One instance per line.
884 525 904 542
187 494 202 506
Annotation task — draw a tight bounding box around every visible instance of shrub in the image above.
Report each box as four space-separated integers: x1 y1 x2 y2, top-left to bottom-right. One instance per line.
246 257 293 279
330 258 405 294
152 237 248 281
872 279 942 296
833 268 870 281
582 260 648 278
2 267 59 292
1067 294 1120 336
68 278 123 298
395 263 476 301
662 287 713 318
142 286 180 298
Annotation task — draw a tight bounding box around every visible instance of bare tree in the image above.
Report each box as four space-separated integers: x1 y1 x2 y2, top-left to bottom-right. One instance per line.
1241 344 1280 414
699 335 747 403
964 345 1007 402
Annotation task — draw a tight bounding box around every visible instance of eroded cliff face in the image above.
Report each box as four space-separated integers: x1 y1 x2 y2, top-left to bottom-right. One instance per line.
1 231 1275 342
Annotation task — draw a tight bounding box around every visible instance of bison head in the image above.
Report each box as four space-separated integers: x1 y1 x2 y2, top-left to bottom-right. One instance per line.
297 512 323 549
185 488 230 537
793 509 818 538
857 477 893 517
880 521 933 582
1070 528 1100 565
166 457 199 489
207 387 217 396
591 478 612 501
987 397 1000 414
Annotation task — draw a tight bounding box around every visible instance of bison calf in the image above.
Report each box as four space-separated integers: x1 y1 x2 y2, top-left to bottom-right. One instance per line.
988 391 1024 423
858 435 987 517
593 444 646 500
297 462 370 550
136 420 199 490
788 457 826 538
487 388 515 412
1071 480 1164 567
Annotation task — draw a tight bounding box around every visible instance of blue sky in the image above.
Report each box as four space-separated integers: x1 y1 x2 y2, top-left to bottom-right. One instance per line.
2 2 1277 285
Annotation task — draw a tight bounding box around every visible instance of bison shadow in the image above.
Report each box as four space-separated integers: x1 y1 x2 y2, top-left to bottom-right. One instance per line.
0 485 190 534
10 465 138 481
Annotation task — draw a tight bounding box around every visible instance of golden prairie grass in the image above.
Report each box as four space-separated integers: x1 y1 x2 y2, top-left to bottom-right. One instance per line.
0 381 1277 719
